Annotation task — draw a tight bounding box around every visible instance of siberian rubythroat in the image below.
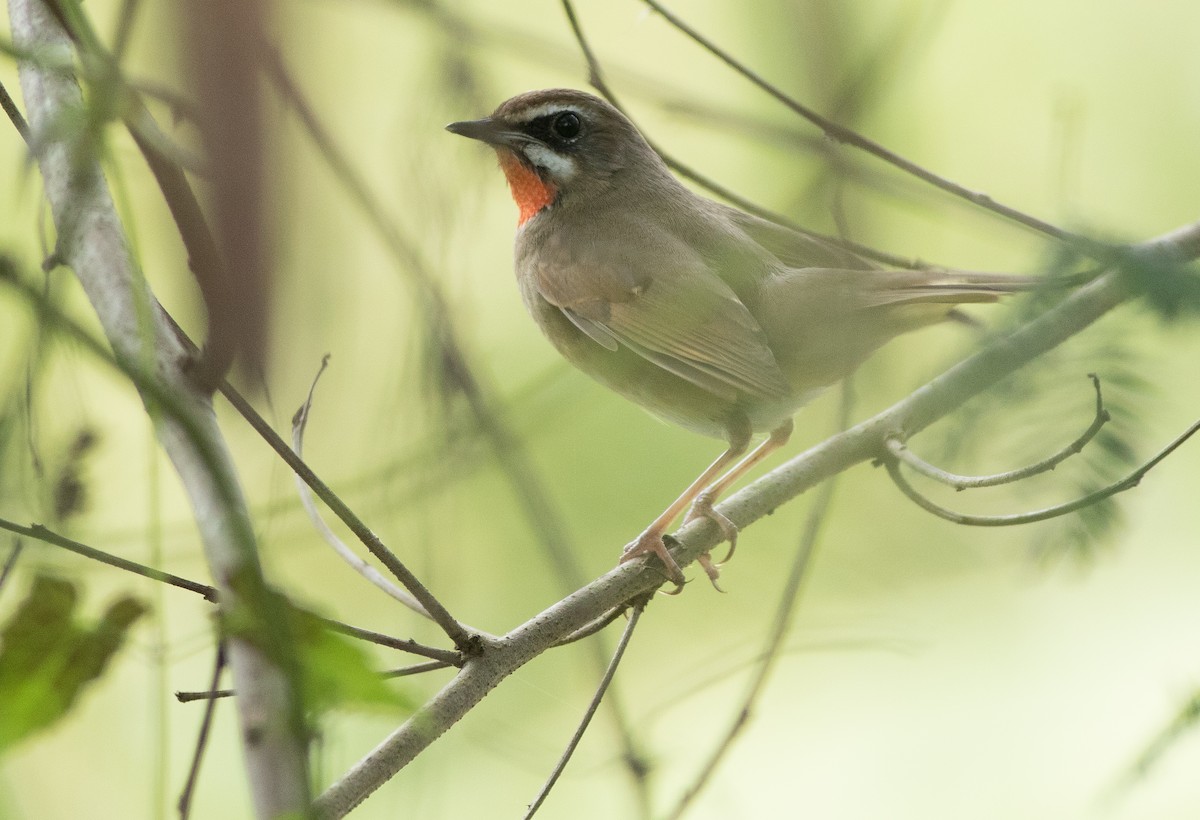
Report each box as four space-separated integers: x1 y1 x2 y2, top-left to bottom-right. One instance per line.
448 88 1027 587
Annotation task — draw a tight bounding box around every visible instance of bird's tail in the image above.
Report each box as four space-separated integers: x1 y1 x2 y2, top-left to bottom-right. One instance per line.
858 269 1039 309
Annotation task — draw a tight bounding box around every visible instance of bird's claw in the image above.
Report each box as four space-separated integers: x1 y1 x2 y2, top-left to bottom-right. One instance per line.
620 530 686 589
696 551 726 592
681 492 739 590
685 492 739 564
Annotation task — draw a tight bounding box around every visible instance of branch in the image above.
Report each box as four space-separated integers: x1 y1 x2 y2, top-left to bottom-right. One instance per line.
884 415 1200 526
313 214 1200 815
524 598 646 818
639 0 1106 255
0 516 217 600
290 355 432 617
178 660 453 704
178 643 225 819
885 373 1110 490
8 1 311 814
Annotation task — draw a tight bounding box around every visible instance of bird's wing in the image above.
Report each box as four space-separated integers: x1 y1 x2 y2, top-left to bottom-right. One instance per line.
537 258 791 402
719 205 875 269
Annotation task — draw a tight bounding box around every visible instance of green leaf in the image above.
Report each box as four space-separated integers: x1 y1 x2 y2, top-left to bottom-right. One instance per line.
0 574 146 754
221 588 415 715
289 606 418 714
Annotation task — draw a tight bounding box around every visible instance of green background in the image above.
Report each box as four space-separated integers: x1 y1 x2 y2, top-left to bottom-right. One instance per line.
2 0 1199 817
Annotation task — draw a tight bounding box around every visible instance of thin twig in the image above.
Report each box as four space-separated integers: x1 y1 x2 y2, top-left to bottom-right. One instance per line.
381 661 454 679
110 0 141 61
219 377 475 648
181 323 475 650
290 355 431 616
524 599 648 819
884 415 1200 526
178 660 453 703
177 642 226 818
316 619 461 666
0 516 217 601
639 0 1104 256
886 374 1110 490
0 79 30 140
0 513 456 659
176 688 234 703
666 385 850 819
0 538 24 592
551 604 629 648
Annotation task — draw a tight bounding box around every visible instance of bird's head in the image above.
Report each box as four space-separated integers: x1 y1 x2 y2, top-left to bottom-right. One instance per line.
446 88 664 226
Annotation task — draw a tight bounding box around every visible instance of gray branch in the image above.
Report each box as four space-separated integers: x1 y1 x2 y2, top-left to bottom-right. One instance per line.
8 0 312 815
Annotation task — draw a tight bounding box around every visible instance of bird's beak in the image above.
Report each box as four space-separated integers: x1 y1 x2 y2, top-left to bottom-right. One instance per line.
451 117 506 144
445 117 526 149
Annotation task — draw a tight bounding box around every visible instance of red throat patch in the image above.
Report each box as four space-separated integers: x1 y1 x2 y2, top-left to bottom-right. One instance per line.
496 150 556 227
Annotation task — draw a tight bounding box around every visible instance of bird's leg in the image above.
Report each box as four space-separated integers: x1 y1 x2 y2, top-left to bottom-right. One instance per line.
687 419 794 581
621 426 751 587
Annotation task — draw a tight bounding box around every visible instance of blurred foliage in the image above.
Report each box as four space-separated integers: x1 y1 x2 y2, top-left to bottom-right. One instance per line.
1121 251 1200 321
0 573 145 754
220 587 415 717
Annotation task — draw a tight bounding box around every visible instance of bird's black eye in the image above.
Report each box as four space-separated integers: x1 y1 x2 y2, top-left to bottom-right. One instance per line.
551 111 581 140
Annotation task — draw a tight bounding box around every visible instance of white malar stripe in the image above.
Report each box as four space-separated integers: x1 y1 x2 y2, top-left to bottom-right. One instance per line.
522 144 577 180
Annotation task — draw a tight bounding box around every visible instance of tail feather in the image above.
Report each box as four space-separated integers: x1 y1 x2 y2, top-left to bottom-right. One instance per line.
858 270 1037 309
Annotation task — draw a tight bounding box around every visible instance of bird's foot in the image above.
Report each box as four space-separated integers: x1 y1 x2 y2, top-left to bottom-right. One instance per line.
621 529 686 590
695 551 725 592
685 491 739 562
683 492 739 590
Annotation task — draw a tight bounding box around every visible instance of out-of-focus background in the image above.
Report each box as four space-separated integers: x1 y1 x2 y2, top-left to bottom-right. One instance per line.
2 0 1199 817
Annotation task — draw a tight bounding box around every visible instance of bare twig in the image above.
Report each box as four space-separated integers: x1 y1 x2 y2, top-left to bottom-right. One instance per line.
290 355 431 617
382 661 454 679
639 0 1107 256
178 643 226 819
316 620 460 665
176 688 234 704
0 78 29 139
886 374 1110 490
884 415 1200 527
524 599 647 819
178 661 453 703
193 322 474 650
111 0 141 61
0 516 217 601
0 537 23 593
1125 689 1200 782
551 604 629 648
21 10 467 645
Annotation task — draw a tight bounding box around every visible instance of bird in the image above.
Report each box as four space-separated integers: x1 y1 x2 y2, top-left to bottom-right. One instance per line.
447 88 1029 588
